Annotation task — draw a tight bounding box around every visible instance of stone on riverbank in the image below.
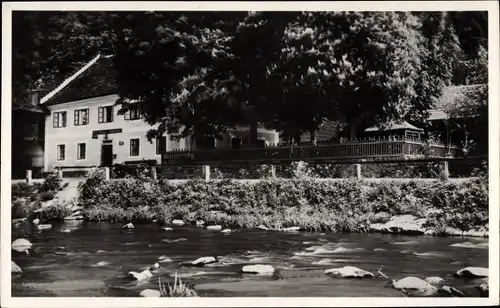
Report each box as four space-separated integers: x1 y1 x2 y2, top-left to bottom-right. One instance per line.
12 238 33 253
221 229 232 233
172 220 185 226
425 276 444 284
257 225 268 231
438 285 465 297
32 218 40 224
140 289 161 297
324 266 374 279
282 226 301 232
455 267 488 278
207 225 222 231
64 214 84 221
122 223 134 229
158 255 172 263
162 227 173 231
128 269 153 281
181 256 217 267
371 215 426 235
392 277 437 294
241 264 275 275
12 261 22 273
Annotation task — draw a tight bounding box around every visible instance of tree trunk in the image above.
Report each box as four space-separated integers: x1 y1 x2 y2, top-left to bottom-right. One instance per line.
310 131 317 145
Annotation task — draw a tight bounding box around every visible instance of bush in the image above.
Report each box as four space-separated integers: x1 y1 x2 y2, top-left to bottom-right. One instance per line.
39 172 63 192
39 203 73 221
39 191 56 202
12 200 30 219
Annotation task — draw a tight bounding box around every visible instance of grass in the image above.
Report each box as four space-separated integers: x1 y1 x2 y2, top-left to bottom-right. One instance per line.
158 274 198 297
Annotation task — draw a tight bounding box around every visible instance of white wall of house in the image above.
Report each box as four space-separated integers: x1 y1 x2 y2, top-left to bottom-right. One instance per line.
44 94 280 171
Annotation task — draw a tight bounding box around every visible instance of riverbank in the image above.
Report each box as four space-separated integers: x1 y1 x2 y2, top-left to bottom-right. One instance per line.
12 169 488 237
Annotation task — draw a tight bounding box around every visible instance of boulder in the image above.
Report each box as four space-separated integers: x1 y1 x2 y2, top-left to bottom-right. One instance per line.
37 224 52 230
128 269 153 281
221 229 232 233
161 227 173 231
158 255 172 263
206 225 222 231
324 266 374 279
12 261 22 273
61 229 71 233
140 289 161 297
196 220 205 226
393 277 437 294
476 283 489 297
172 220 185 226
425 276 444 284
438 285 465 297
257 225 268 231
32 218 40 224
241 264 275 275
455 267 488 278
424 229 436 236
182 256 217 267
12 238 33 253
282 226 301 232
122 223 134 229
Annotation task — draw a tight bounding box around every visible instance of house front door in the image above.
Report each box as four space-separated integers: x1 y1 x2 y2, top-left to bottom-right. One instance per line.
101 143 113 167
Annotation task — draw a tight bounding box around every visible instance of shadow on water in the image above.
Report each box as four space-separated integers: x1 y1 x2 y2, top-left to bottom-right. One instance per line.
12 222 488 297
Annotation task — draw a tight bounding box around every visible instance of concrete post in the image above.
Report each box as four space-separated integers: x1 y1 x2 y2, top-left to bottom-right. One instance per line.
270 165 277 179
441 160 450 181
57 169 63 179
151 165 157 180
202 165 210 181
26 170 32 185
104 167 110 181
355 164 362 180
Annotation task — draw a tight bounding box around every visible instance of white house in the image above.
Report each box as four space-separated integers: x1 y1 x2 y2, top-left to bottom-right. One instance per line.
40 54 279 172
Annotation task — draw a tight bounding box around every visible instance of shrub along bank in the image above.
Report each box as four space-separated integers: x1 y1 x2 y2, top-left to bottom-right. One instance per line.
76 168 488 235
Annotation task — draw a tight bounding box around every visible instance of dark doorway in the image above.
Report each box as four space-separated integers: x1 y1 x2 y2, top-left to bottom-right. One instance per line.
101 143 113 167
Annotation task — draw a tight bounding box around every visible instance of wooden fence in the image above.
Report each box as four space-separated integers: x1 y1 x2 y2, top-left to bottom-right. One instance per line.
161 136 457 166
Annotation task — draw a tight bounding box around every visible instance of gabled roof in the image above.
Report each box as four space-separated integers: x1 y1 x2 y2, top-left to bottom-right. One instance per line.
365 120 423 132
12 90 51 113
428 84 486 121
40 54 117 105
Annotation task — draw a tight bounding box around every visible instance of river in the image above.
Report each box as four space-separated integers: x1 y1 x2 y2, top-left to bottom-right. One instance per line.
12 221 488 297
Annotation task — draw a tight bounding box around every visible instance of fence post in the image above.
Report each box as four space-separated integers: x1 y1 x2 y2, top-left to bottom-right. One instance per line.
441 160 450 181
151 165 157 180
355 164 362 180
57 169 63 179
202 165 210 181
270 165 277 179
104 167 110 181
26 170 32 185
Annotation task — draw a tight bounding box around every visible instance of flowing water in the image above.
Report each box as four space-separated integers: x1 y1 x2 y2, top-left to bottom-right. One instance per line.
12 221 488 297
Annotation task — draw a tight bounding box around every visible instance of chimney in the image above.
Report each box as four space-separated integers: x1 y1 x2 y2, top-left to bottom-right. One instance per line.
30 90 40 106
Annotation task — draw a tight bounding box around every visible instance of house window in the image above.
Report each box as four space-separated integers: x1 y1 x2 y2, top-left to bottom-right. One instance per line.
74 109 89 126
57 144 65 161
98 106 114 123
130 138 140 156
124 104 142 120
53 112 67 128
156 136 167 155
77 143 86 160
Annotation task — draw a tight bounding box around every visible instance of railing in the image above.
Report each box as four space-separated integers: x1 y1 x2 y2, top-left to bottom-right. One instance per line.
161 136 458 166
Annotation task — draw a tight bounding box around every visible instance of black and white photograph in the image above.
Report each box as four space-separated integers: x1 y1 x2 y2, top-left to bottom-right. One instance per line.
1 1 499 306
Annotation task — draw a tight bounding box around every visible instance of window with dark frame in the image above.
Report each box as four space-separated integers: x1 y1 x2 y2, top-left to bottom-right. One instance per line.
98 106 114 123
130 138 140 156
124 104 142 120
77 143 86 160
156 136 167 155
53 112 67 128
57 144 65 160
74 108 89 126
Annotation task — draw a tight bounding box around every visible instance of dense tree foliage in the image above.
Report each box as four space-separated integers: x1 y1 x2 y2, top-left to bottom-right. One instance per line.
12 11 488 144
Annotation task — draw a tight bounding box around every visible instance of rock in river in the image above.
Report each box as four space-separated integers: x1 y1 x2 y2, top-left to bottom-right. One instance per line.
196 220 205 226
122 223 134 229
221 229 232 233
37 224 52 230
12 261 22 273
206 225 222 231
140 289 161 297
172 220 185 226
257 225 268 231
32 218 40 224
425 276 444 284
241 264 275 275
158 255 172 263
12 238 33 253
129 269 153 281
161 227 173 231
455 267 488 278
438 285 465 297
324 266 374 279
282 226 301 232
181 256 217 267
392 277 437 295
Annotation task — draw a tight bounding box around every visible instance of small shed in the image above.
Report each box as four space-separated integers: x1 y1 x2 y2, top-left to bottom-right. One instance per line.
364 121 423 139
